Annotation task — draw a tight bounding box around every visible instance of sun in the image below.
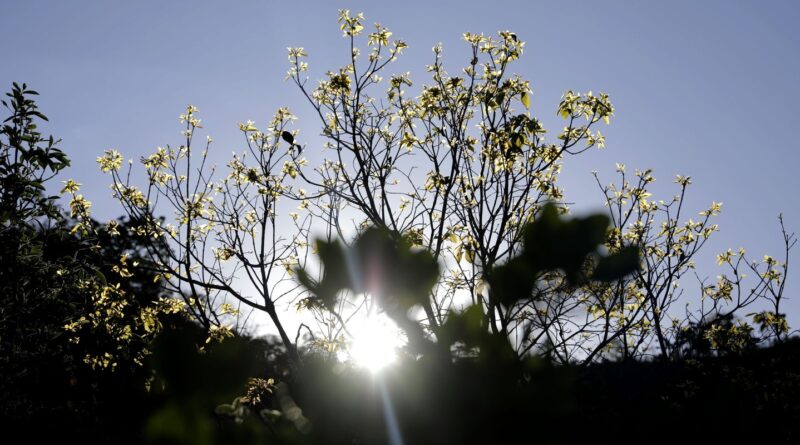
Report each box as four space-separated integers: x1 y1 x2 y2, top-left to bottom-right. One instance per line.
344 312 405 373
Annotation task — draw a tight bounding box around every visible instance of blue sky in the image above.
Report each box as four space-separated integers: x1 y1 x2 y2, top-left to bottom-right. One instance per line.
2 0 798 328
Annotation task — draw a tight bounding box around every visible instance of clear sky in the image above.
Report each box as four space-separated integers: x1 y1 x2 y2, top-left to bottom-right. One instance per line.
2 0 798 329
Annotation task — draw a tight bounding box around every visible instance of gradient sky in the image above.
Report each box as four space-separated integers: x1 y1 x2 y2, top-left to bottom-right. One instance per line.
2 0 798 330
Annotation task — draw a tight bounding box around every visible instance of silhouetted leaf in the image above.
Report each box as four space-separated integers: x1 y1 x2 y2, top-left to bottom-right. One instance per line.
296 239 351 311
593 245 640 282
488 255 538 307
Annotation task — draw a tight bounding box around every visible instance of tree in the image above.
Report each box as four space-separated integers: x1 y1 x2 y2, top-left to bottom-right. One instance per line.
4 11 788 443
97 104 309 365
0 82 78 418
0 84 195 438
285 11 794 363
98 11 794 371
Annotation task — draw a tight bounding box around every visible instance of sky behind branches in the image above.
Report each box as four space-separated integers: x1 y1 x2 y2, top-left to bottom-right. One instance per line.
2 0 799 330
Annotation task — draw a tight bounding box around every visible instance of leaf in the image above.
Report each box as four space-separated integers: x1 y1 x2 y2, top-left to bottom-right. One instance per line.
520 205 610 282
281 131 295 144
490 203 629 306
296 227 440 320
214 404 235 415
437 304 517 364
593 245 640 282
303 239 350 310
488 255 538 307
512 133 525 151
260 409 282 420
355 227 439 312
521 91 531 109
464 247 475 264
92 267 108 285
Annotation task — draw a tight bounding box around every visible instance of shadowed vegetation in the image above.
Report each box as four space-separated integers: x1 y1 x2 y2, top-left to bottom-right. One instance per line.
1 10 798 444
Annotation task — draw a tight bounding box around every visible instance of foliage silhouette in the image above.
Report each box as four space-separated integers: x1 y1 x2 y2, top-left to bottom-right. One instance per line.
2 9 800 443
93 11 796 370
0 84 201 441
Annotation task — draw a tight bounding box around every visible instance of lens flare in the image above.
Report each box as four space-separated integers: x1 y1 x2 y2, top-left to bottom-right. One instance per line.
345 313 404 373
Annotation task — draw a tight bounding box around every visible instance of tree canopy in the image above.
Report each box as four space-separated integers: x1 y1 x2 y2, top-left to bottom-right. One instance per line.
2 11 798 444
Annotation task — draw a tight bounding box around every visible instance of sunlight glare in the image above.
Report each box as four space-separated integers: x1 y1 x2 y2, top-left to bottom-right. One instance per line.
345 313 405 373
